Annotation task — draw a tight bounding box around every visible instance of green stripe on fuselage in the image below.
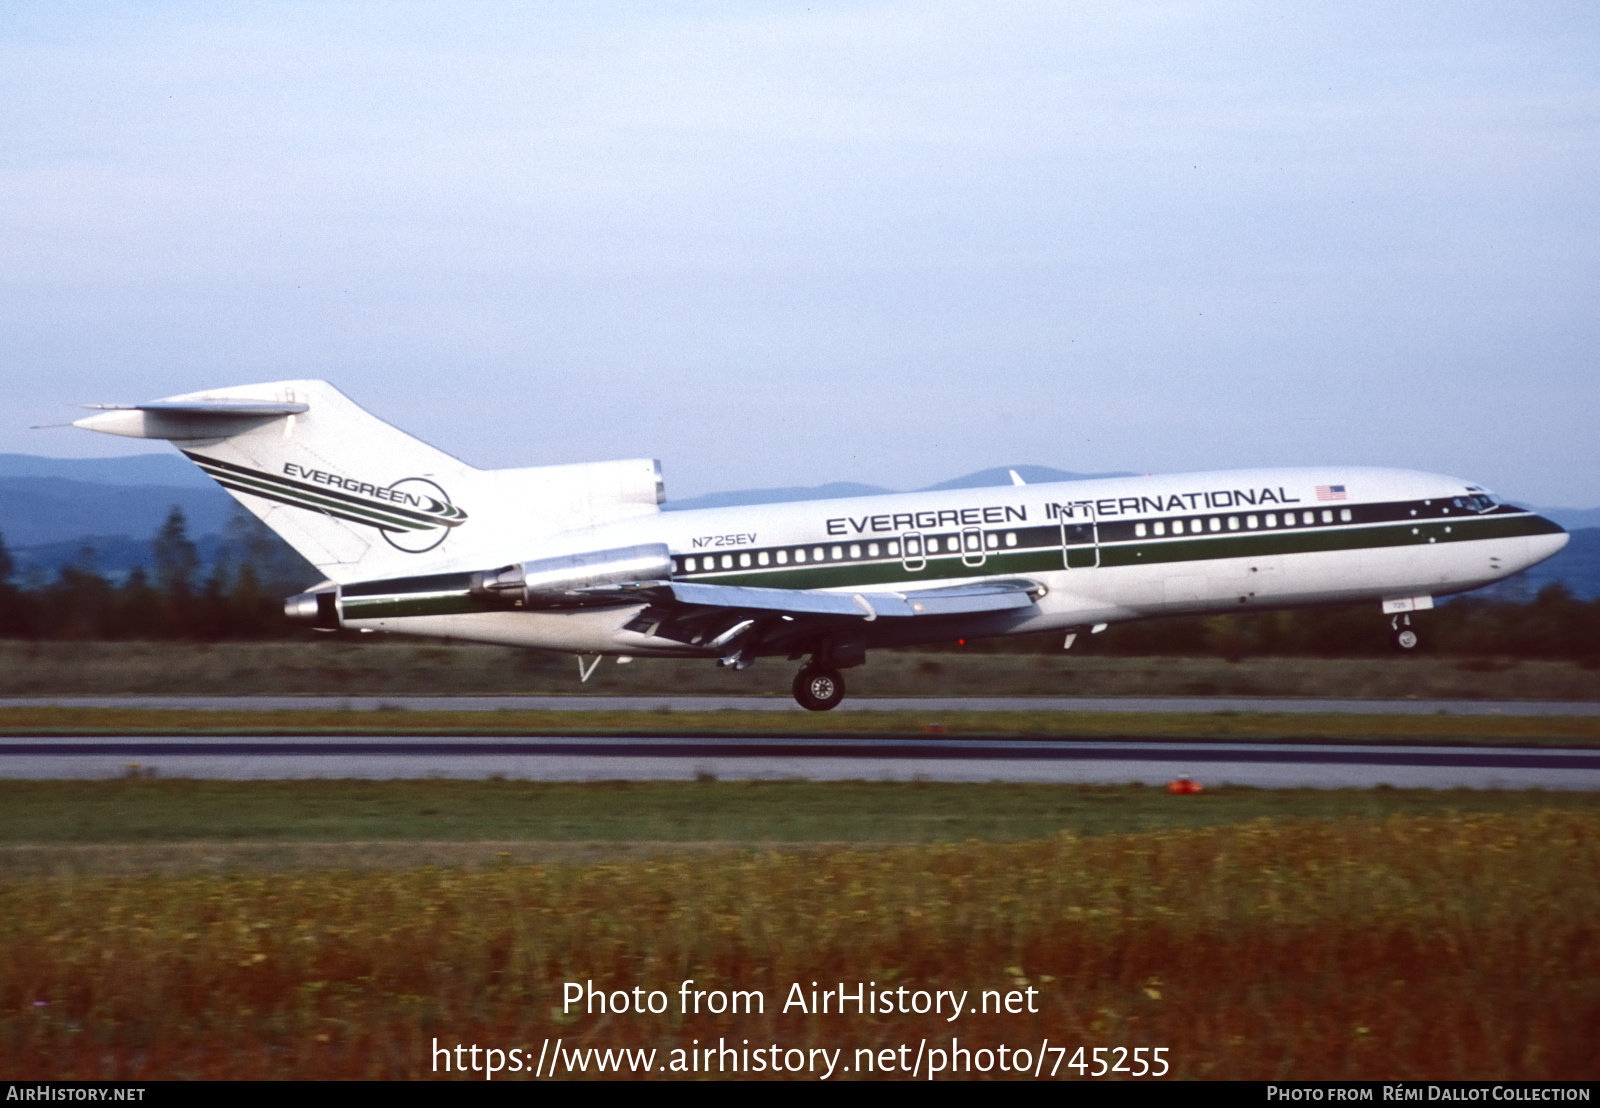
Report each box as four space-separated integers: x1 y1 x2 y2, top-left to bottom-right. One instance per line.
679 512 1559 590
332 511 1558 622
341 593 492 619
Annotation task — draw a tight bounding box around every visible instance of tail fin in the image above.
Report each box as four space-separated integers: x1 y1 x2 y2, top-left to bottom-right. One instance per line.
75 380 662 583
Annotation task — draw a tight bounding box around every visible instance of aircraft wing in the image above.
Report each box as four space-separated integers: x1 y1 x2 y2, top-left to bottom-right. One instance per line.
654 579 1042 619
608 576 1044 654
603 577 1041 649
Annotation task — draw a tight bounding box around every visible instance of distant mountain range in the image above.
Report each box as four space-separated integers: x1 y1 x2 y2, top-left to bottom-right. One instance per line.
1 453 1595 599
0 453 213 488
658 466 1138 511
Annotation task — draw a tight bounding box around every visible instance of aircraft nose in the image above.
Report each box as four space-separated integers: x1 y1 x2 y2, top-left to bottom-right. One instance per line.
1524 517 1569 565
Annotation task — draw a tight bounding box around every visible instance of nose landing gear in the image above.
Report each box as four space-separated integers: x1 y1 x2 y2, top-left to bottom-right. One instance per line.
1391 613 1419 651
793 664 846 711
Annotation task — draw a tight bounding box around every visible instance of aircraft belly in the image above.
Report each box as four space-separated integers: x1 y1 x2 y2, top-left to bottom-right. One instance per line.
345 607 680 654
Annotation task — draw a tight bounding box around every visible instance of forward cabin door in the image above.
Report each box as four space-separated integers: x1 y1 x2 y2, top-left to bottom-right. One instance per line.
1059 503 1100 569
901 531 927 572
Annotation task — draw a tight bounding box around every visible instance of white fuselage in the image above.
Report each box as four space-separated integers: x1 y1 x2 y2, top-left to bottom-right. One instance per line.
340 465 1568 656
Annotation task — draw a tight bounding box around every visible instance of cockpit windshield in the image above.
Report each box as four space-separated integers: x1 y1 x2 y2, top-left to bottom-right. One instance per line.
1453 493 1499 513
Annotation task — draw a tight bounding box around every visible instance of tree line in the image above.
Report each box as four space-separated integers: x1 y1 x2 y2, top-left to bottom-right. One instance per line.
0 506 1595 657
0 506 318 640
1053 586 1599 660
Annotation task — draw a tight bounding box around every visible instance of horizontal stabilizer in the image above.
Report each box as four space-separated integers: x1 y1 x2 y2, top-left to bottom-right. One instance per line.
73 399 309 441
81 401 310 416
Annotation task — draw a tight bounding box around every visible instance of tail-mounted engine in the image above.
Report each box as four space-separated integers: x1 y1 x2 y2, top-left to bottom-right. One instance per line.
283 583 342 630
470 543 673 609
284 543 672 625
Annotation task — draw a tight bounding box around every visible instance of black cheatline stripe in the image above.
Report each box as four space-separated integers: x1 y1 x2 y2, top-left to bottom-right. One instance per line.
1099 514 1552 569
343 572 479 598
208 474 426 533
184 452 462 527
675 513 1550 591
206 469 427 531
195 457 448 528
340 595 485 618
192 458 433 530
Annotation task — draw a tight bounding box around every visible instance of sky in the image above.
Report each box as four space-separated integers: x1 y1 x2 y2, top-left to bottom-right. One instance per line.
3 1 1598 505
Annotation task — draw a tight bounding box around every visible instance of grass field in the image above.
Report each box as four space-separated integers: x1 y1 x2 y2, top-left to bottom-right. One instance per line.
5 718 1597 1081
4 779 1598 859
5 640 1600 699
3 811 1596 1080
4 705 1600 747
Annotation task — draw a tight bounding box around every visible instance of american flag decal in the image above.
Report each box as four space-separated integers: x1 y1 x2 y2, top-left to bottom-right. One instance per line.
1316 485 1347 501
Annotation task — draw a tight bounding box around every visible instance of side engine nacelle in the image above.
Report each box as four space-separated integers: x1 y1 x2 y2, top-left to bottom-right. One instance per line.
283 584 341 629
469 543 673 609
283 543 672 626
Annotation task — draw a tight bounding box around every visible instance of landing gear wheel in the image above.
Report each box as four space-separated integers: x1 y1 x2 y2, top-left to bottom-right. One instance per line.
793 665 845 711
1390 614 1419 652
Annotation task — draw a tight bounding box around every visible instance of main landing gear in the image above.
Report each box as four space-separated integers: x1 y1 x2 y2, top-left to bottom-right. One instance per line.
793 664 846 711
1390 613 1420 652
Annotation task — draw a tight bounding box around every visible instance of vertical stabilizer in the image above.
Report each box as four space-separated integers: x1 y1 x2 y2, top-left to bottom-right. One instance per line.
75 381 477 582
75 380 665 584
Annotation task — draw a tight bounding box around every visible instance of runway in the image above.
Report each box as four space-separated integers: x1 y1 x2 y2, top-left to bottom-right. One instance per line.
4 735 1598 788
6 695 1598 715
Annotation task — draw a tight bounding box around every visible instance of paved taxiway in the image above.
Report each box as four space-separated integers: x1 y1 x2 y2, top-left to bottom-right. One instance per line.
6 696 1598 715
4 736 1597 788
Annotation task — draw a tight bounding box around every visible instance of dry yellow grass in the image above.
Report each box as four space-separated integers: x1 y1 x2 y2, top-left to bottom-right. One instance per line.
3 812 1596 1080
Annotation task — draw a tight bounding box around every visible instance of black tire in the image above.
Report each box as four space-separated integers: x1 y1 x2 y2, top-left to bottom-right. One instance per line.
793 665 846 711
1393 628 1419 651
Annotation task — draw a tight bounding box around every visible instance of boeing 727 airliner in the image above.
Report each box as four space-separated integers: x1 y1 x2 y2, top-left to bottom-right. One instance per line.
73 381 1568 709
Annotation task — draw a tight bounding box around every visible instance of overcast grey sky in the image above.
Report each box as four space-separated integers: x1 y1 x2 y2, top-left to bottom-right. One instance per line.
4 2 1597 504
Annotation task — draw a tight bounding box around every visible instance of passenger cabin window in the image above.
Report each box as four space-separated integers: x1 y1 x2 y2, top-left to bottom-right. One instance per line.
831 546 843 560
849 544 861 558
1228 516 1240 530
1247 515 1258 529
1303 511 1314 525
1005 532 1017 546
868 542 880 557
757 551 769 566
888 540 900 555
776 550 788 564
985 533 998 549
1135 523 1147 537
1321 510 1333 524
721 554 733 569
1340 509 1352 522
684 556 696 572
813 547 825 561
794 548 806 563
1190 519 1203 534
1208 518 1221 532
1153 521 1165 536
1266 514 1277 527
739 553 751 567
